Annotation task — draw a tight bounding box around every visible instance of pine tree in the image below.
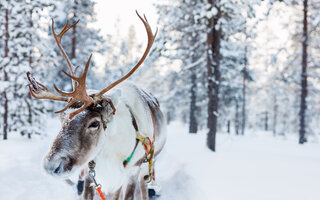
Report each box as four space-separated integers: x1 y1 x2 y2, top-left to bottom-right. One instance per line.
155 0 207 132
244 0 320 142
0 0 58 139
206 0 260 150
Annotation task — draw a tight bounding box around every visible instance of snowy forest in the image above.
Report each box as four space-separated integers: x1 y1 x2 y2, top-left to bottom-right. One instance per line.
1 0 320 200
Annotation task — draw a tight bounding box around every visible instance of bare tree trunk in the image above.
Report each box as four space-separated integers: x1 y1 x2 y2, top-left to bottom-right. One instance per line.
241 45 247 136
273 95 277 137
188 8 198 134
4 9 8 58
71 21 76 59
3 9 9 140
26 99 32 139
265 111 268 131
189 71 198 133
207 0 221 151
235 99 240 135
299 0 308 144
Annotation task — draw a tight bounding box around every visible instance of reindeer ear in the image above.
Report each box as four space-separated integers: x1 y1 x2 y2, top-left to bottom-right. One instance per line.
110 89 121 105
101 89 121 116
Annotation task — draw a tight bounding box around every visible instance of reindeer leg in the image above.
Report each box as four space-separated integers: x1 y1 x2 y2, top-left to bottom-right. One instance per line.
83 176 95 200
123 177 137 200
112 187 122 200
139 173 149 200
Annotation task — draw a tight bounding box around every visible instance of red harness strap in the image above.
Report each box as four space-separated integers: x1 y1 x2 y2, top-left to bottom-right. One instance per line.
135 106 156 155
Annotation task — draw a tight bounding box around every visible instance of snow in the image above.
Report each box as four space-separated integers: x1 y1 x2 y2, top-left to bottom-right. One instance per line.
1 119 320 200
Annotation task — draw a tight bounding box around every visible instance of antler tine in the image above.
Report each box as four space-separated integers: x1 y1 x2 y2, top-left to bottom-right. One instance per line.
51 18 79 89
95 11 157 99
53 84 75 97
80 54 92 79
60 54 92 82
26 72 69 102
27 84 69 102
54 97 92 119
68 100 92 119
143 14 149 24
62 70 81 81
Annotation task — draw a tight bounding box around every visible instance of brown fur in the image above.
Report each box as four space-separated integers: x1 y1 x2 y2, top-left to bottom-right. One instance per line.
112 187 122 200
83 177 95 200
140 89 164 141
47 110 106 174
124 181 137 200
139 174 149 200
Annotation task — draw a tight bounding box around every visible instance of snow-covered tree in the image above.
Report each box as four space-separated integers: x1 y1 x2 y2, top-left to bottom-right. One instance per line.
284 0 320 143
248 0 320 143
0 0 55 139
206 0 261 150
155 0 260 146
155 0 207 132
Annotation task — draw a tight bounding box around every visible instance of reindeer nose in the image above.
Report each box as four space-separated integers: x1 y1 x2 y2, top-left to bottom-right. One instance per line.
43 157 59 175
43 156 65 175
53 161 63 174
43 156 74 176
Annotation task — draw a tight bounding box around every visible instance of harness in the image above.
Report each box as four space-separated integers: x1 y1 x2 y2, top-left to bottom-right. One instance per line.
88 106 156 200
124 108 156 183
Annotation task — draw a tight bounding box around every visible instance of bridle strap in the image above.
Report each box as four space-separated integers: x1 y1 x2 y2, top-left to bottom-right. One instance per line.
123 108 140 167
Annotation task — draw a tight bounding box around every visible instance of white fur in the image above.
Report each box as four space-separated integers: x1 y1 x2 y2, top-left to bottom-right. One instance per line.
86 83 166 194
42 83 166 197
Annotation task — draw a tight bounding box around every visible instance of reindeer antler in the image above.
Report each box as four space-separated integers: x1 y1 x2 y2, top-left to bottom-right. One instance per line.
94 11 158 100
54 55 94 118
52 19 79 89
27 11 157 119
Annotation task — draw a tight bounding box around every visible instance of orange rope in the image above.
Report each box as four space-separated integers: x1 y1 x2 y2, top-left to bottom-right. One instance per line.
96 186 106 200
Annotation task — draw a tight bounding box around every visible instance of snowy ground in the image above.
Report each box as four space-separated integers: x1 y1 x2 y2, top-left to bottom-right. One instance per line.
1 118 320 200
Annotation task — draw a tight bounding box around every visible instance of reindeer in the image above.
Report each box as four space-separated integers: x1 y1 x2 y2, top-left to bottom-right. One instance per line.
26 12 166 200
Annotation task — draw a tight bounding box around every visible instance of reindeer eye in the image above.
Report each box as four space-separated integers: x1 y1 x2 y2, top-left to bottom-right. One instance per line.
89 121 100 128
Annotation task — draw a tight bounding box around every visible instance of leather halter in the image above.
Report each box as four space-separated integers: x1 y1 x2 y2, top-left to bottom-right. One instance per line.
124 106 156 182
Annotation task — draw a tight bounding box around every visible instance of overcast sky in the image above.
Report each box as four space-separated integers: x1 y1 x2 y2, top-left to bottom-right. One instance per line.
94 0 158 40
91 0 158 69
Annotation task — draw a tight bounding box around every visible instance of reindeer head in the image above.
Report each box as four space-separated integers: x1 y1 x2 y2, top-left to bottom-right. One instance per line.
42 97 118 177
26 11 157 177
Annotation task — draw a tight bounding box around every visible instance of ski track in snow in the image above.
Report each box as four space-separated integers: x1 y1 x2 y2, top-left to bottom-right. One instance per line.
0 118 320 200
